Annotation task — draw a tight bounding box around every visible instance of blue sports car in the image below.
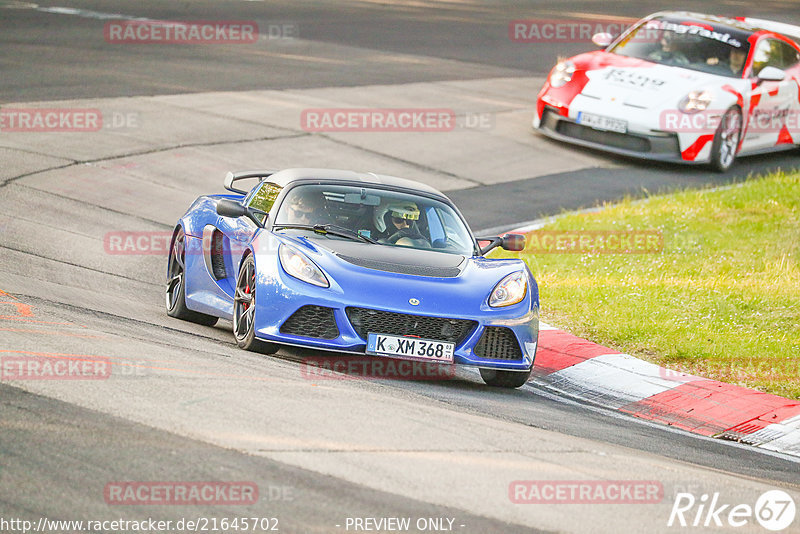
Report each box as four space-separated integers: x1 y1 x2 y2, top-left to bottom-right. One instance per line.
166 168 539 388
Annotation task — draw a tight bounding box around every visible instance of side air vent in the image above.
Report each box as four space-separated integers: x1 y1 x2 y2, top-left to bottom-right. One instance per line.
210 230 227 280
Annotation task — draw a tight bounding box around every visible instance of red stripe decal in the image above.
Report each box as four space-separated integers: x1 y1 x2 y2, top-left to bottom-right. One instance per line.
680 134 714 161
777 124 794 145
721 85 743 108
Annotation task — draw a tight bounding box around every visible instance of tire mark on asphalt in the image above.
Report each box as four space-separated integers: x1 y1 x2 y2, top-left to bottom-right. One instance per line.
0 244 161 286
0 132 310 189
0 293 241 357
318 133 486 186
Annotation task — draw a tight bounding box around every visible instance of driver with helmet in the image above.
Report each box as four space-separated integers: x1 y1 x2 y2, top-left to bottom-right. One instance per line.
375 201 429 247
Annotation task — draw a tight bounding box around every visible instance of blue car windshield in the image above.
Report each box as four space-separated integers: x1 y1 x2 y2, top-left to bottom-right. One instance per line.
609 16 752 78
274 183 475 255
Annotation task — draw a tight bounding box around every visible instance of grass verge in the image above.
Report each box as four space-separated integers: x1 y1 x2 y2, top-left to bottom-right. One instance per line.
497 171 800 399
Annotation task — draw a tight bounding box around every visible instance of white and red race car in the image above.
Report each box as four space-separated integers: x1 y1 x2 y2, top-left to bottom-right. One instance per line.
533 12 800 171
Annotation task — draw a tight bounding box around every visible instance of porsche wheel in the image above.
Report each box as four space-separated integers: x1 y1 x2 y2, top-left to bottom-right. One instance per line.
480 368 531 389
709 107 741 172
233 255 278 354
166 227 218 326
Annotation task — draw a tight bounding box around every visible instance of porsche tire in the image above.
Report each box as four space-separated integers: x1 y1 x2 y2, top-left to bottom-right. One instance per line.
709 106 741 173
233 255 279 355
166 227 219 326
480 367 532 388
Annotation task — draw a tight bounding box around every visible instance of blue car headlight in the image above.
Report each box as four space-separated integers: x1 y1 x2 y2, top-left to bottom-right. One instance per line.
279 244 329 288
489 271 527 307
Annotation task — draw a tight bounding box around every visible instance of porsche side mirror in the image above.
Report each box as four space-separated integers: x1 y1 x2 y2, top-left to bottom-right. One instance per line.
592 32 613 48
216 199 267 228
757 66 786 83
478 233 526 255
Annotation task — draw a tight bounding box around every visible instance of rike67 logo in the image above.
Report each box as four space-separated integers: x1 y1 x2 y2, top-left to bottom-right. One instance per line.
668 490 796 531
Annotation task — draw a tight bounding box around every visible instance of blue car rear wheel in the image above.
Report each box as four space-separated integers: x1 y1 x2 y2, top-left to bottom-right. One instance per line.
166 227 218 327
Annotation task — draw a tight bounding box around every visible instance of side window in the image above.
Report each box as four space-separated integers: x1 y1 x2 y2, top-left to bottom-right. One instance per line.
752 39 798 73
247 182 282 223
426 207 445 243
437 208 471 250
780 41 800 68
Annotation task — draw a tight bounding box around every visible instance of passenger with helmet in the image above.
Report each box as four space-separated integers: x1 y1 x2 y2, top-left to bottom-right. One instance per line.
375 201 429 248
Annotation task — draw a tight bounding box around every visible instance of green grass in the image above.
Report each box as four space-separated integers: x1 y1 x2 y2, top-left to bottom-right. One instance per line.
496 171 800 399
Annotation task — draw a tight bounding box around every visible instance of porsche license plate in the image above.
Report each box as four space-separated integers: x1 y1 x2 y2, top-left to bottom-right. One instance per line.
577 112 627 134
366 333 454 363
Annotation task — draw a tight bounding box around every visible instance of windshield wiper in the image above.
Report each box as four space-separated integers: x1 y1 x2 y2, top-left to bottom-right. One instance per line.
314 224 378 244
273 223 377 244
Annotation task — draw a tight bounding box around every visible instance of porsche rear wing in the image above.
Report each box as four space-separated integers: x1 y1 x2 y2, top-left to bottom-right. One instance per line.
744 18 800 45
224 170 276 194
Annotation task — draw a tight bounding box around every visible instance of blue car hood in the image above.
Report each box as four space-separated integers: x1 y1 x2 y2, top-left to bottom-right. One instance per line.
309 237 467 277
269 232 532 316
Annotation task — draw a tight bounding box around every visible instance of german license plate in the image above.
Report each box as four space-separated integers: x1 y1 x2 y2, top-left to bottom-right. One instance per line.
366 333 454 363
577 112 627 133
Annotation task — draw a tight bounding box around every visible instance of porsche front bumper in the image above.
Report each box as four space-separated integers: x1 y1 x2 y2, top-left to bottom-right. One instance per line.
536 106 694 163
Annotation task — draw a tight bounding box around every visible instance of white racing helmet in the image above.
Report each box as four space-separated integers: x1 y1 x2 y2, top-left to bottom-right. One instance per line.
374 200 420 232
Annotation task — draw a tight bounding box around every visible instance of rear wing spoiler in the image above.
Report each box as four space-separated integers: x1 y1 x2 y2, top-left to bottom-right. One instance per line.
224 170 276 195
743 18 800 44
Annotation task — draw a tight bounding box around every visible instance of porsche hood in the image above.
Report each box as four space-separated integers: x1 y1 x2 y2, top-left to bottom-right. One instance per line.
578 63 730 110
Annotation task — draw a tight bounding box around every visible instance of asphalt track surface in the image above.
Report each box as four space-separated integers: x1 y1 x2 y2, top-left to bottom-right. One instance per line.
1 1 800 533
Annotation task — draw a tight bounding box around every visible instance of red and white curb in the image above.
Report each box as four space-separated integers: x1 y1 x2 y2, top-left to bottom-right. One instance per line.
532 323 800 458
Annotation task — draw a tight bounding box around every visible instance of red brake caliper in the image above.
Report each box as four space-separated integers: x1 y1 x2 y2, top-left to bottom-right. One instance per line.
243 272 253 311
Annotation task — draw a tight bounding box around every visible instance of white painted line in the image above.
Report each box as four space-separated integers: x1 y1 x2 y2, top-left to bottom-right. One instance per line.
36 6 151 21
538 322 558 331
542 353 683 410
752 414 800 455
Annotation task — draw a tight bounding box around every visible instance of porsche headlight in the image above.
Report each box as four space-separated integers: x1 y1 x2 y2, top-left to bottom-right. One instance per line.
679 90 713 113
489 271 527 307
279 245 329 287
549 60 576 88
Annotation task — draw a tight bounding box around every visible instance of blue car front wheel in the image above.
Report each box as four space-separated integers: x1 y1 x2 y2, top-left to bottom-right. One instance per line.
480 367 531 389
233 255 278 355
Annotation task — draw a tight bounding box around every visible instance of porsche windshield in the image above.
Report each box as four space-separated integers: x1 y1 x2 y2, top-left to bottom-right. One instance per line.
610 17 752 78
274 183 476 255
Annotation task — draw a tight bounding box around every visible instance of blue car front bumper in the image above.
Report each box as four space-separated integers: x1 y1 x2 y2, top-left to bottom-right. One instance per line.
251 250 539 371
